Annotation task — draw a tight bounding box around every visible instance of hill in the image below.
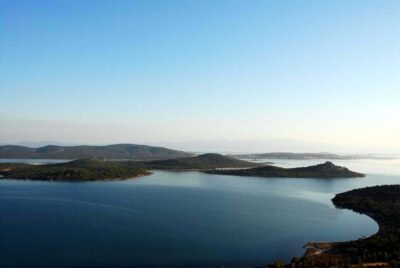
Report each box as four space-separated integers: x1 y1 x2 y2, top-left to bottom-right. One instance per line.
0 159 150 181
141 153 260 170
0 144 192 160
207 161 364 178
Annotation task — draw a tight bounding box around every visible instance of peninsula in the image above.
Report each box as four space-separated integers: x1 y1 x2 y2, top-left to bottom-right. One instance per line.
207 161 364 178
289 185 400 268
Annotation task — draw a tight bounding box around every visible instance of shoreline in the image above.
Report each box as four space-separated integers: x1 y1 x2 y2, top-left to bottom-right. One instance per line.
291 185 400 268
304 211 381 258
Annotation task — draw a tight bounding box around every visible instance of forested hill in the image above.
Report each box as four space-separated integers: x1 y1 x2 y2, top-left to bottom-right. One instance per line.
141 153 260 170
0 159 150 181
207 161 364 178
0 144 192 160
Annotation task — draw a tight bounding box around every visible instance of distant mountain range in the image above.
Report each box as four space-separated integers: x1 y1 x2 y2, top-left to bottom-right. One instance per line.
229 152 395 160
0 144 192 160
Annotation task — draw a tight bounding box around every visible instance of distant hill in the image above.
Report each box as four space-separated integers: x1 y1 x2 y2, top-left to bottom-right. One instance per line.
0 159 150 181
207 161 364 178
0 144 193 160
229 152 394 160
141 153 260 170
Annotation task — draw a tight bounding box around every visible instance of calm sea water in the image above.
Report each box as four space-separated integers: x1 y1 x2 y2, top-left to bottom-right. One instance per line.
1 158 399 268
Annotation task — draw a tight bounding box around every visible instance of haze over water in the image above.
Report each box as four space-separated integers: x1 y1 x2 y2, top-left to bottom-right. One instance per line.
1 158 398 267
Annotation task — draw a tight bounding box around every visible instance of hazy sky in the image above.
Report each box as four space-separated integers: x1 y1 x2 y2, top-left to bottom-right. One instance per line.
1 0 399 152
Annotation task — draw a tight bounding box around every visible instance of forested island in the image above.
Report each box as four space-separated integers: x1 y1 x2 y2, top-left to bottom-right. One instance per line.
141 153 260 170
276 185 400 268
0 159 151 181
207 161 364 178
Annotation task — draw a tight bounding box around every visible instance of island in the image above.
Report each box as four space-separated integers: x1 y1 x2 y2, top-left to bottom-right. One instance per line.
140 153 260 170
0 159 151 181
206 161 364 178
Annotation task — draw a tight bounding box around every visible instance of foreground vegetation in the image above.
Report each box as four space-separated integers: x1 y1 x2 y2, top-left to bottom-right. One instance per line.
268 185 400 268
331 185 400 266
207 161 364 178
0 159 150 181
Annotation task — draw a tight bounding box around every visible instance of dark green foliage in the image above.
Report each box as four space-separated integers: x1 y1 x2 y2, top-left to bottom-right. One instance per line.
332 185 400 263
207 161 364 178
289 185 400 268
140 153 259 170
0 144 192 160
0 159 150 181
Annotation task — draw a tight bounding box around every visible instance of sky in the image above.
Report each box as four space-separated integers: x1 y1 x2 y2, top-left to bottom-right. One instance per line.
1 0 399 152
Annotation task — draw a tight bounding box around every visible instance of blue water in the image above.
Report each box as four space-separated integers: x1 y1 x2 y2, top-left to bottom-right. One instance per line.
1 159 399 268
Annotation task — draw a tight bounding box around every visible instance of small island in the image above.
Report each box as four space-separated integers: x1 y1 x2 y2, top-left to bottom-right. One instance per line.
0 159 151 181
207 161 364 178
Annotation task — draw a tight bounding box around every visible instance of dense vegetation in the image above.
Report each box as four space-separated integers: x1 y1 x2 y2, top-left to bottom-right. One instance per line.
229 152 393 160
0 144 192 160
207 161 364 178
332 185 400 266
0 159 150 181
140 153 260 170
275 185 400 268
